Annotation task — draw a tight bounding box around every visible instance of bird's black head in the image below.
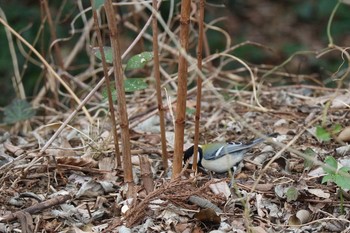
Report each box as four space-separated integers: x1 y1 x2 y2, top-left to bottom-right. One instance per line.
183 145 203 168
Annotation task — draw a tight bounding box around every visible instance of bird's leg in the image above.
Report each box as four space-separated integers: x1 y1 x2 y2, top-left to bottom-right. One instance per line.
228 166 236 187
229 161 244 187
208 170 214 179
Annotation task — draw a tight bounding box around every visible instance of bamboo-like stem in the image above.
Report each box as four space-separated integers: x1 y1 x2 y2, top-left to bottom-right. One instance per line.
192 0 205 172
152 0 168 171
90 0 121 169
172 0 191 178
104 0 134 192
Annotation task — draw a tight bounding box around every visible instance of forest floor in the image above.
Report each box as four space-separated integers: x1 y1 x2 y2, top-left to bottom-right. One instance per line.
1 83 350 233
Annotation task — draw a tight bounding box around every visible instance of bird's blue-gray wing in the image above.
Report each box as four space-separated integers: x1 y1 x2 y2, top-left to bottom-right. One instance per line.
203 136 269 160
203 142 247 160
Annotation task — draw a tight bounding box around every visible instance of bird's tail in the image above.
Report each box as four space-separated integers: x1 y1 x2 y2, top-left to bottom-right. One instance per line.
246 132 279 146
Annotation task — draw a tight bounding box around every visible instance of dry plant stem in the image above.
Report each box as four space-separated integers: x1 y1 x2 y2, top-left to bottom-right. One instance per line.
0 9 25 99
28 1 156 171
132 4 145 52
17 17 46 77
64 19 94 69
0 17 93 122
172 0 191 178
0 194 72 223
192 0 205 172
91 2 121 169
152 0 168 171
317 45 350 126
25 71 112 173
104 0 134 191
139 155 154 194
40 0 60 102
32 18 94 106
41 0 64 69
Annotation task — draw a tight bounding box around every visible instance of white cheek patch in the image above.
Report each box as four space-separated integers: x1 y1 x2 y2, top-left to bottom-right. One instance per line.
188 152 200 164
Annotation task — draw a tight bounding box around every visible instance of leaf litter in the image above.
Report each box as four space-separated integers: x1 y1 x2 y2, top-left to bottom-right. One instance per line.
1 85 350 232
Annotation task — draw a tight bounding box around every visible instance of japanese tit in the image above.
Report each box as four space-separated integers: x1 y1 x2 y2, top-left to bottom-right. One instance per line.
183 133 278 173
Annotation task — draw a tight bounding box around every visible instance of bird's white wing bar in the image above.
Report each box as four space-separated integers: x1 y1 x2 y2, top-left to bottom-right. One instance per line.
215 146 225 157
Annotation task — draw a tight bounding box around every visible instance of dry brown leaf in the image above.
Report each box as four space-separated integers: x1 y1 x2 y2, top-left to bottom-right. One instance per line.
338 126 350 142
193 208 221 225
250 226 268 233
307 188 330 199
56 156 98 168
209 180 231 200
288 209 311 225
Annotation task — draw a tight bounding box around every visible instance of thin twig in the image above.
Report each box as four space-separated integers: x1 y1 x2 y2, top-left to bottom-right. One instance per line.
192 0 205 172
152 0 168 171
91 1 121 168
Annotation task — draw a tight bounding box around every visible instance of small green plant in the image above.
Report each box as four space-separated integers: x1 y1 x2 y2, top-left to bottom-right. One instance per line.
93 48 153 70
3 99 36 124
322 155 350 214
125 51 153 71
93 51 152 101
286 186 298 202
185 107 196 115
315 124 342 142
303 147 316 169
102 79 148 101
322 156 350 189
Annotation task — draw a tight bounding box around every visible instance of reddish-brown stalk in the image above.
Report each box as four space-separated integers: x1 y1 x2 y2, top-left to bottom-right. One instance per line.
152 0 168 171
172 0 191 178
104 0 134 195
192 0 205 171
90 0 121 168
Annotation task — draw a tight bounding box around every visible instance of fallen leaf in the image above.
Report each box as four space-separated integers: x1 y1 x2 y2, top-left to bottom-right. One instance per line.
250 226 267 233
307 188 330 199
338 126 350 142
194 208 221 225
209 180 231 200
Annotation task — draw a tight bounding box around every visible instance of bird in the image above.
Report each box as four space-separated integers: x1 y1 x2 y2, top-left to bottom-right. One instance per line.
183 133 278 173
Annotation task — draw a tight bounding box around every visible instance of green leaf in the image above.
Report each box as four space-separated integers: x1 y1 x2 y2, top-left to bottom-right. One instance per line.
4 99 36 124
101 85 117 102
339 166 350 173
323 156 338 174
92 0 105 10
125 51 153 71
331 123 342 134
186 107 196 115
316 125 331 142
124 78 148 92
303 147 316 169
335 175 350 190
337 167 350 185
322 174 334 184
286 186 298 202
102 78 148 101
93 46 113 64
